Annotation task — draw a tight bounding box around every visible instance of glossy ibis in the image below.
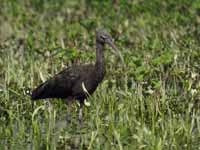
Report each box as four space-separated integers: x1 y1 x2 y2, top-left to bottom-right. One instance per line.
31 29 123 125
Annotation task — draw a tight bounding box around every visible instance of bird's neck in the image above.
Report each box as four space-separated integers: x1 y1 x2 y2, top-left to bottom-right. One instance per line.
95 41 105 79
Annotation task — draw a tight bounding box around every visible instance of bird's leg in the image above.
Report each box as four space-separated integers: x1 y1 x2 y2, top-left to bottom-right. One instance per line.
65 99 72 124
46 100 52 111
31 101 34 111
78 102 84 128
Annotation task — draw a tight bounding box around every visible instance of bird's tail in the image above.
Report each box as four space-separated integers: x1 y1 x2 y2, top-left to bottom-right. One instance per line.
31 82 48 100
24 87 41 100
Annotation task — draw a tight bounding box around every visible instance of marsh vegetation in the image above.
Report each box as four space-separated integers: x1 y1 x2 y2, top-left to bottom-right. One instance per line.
0 0 200 149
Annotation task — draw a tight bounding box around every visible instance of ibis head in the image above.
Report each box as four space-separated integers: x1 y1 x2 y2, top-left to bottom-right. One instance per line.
96 29 124 64
96 30 116 49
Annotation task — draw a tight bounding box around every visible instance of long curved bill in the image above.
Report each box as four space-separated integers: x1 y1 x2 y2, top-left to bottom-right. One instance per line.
106 39 125 66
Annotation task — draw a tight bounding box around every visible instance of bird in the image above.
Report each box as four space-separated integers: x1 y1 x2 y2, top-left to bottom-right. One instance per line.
31 29 123 125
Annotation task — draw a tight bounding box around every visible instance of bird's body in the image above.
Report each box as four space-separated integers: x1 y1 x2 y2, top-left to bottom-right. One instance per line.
31 63 105 103
31 30 121 124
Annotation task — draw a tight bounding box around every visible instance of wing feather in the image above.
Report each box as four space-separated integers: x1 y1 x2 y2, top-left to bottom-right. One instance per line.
31 67 79 100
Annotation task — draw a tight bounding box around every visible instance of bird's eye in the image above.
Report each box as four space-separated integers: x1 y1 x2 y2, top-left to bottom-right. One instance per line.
100 35 106 40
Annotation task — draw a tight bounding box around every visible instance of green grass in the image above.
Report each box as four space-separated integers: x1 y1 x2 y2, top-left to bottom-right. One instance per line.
0 0 200 149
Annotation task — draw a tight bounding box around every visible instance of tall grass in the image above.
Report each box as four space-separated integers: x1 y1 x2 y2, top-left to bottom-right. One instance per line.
0 0 200 149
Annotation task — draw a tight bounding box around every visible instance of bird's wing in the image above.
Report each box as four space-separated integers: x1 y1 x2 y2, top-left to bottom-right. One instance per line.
31 67 80 100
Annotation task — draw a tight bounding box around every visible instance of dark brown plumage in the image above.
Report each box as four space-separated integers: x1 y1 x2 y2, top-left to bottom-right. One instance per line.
31 29 122 124
31 64 103 103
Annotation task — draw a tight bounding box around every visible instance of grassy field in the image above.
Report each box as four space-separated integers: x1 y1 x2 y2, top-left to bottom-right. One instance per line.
0 0 200 149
